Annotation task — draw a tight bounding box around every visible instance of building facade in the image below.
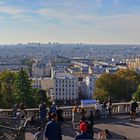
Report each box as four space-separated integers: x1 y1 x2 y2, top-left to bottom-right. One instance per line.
85 74 100 99
54 73 78 105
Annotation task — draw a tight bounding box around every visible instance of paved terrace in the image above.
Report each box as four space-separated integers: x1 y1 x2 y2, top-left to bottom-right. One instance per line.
26 114 140 140
0 102 140 140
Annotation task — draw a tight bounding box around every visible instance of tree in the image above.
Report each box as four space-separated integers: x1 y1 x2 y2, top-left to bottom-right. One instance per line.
94 69 140 102
13 68 34 107
0 71 15 108
93 88 108 102
133 85 140 101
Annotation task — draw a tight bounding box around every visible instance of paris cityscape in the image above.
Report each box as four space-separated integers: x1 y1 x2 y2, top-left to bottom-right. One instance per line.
0 0 140 140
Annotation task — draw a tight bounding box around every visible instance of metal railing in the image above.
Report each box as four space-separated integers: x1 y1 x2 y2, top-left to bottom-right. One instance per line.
0 118 27 140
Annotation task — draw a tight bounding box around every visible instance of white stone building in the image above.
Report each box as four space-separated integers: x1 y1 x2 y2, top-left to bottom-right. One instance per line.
54 73 78 103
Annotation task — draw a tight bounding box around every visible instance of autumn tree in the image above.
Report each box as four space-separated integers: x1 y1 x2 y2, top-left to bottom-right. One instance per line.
94 69 140 102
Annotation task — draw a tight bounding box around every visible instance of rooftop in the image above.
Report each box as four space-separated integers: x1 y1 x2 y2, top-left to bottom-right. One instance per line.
55 72 76 79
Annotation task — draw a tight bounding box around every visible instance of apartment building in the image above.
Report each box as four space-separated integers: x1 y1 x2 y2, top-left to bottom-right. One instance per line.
54 73 78 104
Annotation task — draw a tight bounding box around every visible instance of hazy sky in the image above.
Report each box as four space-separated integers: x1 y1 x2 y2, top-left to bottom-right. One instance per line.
0 0 140 44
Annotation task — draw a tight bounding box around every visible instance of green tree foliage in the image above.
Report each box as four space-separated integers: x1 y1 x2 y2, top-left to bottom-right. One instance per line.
93 88 108 102
94 69 140 102
0 71 15 108
133 85 140 101
32 88 51 107
0 69 50 108
13 68 34 107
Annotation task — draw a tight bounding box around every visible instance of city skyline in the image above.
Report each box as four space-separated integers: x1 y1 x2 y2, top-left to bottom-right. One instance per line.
0 0 140 44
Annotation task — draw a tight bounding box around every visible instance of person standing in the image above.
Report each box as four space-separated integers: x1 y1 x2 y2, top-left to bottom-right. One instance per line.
50 102 57 113
80 107 86 119
56 106 64 125
42 102 47 121
44 113 62 140
130 99 138 122
12 104 18 117
20 102 25 118
75 122 93 140
39 102 44 123
88 110 94 138
102 100 107 118
72 105 80 129
95 100 102 118
107 97 112 116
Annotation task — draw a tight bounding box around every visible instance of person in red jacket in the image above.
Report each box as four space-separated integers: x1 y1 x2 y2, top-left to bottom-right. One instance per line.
75 122 93 140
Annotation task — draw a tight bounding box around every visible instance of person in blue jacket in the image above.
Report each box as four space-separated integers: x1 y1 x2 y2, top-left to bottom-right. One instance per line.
44 113 62 140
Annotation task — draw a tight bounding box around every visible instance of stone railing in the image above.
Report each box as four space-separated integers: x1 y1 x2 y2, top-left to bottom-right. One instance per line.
0 102 140 119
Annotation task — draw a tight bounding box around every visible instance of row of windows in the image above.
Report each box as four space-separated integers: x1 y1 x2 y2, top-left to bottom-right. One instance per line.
56 97 76 100
56 88 76 91
56 79 77 83
55 92 75 95
56 84 75 87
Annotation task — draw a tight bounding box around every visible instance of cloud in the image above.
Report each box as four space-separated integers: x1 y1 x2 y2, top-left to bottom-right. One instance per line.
0 6 25 15
0 2 34 20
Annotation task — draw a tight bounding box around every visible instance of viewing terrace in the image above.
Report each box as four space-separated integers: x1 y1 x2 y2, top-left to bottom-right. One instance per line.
0 102 140 140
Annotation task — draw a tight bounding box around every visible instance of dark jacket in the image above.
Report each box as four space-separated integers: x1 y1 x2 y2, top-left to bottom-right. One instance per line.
44 120 62 140
131 102 138 112
75 132 93 140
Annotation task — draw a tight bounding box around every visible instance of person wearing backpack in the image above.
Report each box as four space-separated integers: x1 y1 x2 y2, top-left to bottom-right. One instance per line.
33 127 43 140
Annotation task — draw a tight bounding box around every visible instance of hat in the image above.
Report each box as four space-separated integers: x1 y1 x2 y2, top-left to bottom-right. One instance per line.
80 123 87 132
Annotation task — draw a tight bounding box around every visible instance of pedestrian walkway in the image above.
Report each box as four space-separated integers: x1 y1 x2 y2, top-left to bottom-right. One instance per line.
26 115 140 140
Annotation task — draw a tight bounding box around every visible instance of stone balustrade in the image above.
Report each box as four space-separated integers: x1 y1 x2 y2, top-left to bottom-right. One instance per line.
0 102 140 119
